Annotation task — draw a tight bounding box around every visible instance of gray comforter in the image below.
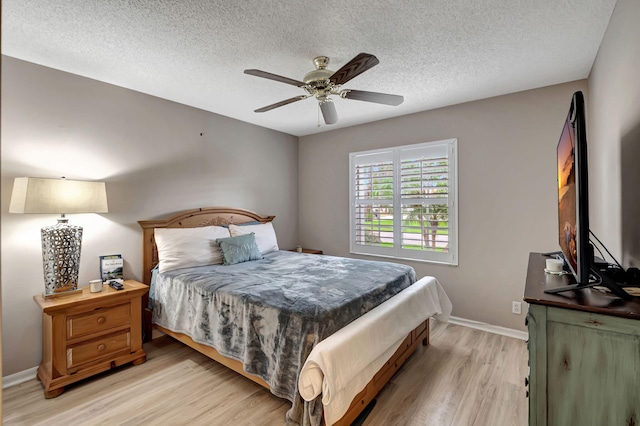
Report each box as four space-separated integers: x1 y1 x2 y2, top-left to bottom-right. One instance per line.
150 250 416 425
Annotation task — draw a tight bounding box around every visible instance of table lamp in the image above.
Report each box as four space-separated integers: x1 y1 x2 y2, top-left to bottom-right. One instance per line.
9 177 108 297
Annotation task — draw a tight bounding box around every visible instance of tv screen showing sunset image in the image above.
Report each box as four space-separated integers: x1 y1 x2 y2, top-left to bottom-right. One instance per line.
557 118 578 273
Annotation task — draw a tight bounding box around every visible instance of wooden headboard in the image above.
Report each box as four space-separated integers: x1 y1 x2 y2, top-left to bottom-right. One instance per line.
138 207 275 285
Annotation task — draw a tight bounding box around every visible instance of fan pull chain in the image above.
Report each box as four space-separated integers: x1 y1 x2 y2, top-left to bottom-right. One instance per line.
317 103 321 128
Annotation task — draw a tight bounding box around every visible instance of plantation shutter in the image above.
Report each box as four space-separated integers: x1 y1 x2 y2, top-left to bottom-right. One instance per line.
349 139 457 264
352 150 394 252
399 143 450 253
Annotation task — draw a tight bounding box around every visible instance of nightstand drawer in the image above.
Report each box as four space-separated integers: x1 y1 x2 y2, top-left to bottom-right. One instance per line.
67 303 131 339
67 331 131 369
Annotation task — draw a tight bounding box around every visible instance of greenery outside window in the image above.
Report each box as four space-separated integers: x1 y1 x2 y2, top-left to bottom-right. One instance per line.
349 139 458 265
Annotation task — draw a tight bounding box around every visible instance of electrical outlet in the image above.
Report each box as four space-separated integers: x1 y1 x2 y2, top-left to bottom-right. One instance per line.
512 301 522 315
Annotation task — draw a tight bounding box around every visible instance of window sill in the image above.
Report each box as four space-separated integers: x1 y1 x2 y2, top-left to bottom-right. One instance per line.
349 250 458 266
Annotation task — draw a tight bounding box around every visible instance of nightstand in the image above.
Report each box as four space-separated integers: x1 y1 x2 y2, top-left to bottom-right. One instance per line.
289 248 323 255
33 280 148 398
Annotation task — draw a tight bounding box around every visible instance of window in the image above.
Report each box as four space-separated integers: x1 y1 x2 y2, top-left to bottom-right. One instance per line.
349 139 458 265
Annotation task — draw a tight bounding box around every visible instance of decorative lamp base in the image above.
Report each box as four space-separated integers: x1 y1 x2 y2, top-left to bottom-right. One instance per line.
42 288 84 299
41 218 83 296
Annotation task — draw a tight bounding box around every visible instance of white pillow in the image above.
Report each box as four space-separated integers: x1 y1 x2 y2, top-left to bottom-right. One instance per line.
154 226 230 273
228 222 279 254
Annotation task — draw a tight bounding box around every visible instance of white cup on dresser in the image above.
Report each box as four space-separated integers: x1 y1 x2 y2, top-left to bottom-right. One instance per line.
545 258 564 273
89 279 103 293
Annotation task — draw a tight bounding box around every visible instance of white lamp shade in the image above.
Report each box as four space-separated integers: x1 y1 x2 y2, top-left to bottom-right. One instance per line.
9 177 108 214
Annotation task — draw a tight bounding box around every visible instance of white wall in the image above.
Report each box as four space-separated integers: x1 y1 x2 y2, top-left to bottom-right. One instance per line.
298 81 588 331
588 0 640 268
1 57 299 375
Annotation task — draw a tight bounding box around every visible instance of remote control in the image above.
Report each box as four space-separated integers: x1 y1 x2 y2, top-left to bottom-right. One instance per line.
109 280 124 290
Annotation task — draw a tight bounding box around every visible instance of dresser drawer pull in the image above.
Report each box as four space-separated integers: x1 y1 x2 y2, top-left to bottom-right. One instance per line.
97 344 106 352
96 317 106 325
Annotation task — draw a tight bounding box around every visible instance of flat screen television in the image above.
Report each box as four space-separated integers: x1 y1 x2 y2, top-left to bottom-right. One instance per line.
557 91 590 284
545 91 630 299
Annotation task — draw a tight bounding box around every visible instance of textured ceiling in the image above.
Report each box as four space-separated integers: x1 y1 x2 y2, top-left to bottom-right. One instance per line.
2 0 617 137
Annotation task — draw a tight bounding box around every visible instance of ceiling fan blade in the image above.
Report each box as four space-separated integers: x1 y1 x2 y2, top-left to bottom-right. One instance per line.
244 69 306 87
341 89 404 106
329 53 380 86
320 99 338 125
254 95 309 113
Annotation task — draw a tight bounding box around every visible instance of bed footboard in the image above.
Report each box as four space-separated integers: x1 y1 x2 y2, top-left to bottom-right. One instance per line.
332 319 430 426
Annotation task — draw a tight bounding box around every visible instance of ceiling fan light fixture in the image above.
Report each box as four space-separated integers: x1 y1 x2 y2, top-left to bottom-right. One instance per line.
244 52 403 125
319 97 338 125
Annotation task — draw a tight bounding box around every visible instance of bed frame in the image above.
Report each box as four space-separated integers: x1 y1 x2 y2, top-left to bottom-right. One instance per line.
138 207 430 426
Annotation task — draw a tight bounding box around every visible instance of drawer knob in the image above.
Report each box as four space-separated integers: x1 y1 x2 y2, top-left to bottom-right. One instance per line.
97 317 106 325
97 344 106 351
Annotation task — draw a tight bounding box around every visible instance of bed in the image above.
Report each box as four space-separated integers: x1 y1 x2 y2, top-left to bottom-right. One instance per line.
139 207 451 425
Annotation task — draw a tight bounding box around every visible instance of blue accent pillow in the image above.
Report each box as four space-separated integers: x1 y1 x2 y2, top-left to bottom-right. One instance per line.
216 233 263 265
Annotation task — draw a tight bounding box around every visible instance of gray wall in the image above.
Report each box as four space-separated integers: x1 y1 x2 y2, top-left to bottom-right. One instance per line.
3 0 639 378
298 80 588 331
1 57 299 375
588 0 640 268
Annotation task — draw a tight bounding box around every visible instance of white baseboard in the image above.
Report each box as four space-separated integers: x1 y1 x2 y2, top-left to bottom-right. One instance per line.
448 315 529 341
2 366 38 389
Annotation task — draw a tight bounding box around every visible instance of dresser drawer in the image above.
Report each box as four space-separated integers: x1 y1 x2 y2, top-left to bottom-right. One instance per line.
67 331 131 369
67 303 131 339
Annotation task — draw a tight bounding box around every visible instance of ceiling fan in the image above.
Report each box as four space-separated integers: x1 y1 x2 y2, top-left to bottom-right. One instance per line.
244 53 404 125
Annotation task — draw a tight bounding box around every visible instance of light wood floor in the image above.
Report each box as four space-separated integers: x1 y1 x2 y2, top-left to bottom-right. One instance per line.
2 321 528 425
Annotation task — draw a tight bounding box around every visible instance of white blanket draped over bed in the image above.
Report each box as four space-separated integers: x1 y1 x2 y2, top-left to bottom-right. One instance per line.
298 276 452 425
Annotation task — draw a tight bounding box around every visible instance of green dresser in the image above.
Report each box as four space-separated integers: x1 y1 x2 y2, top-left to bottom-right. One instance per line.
524 253 640 426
